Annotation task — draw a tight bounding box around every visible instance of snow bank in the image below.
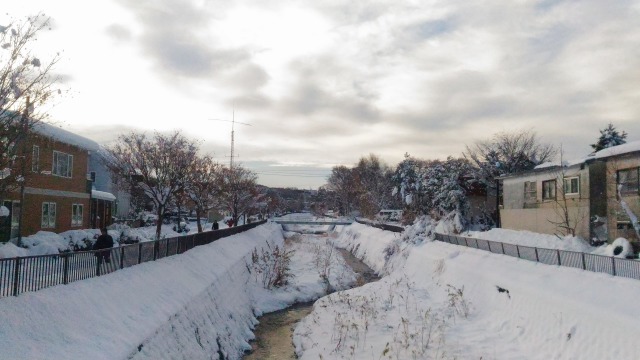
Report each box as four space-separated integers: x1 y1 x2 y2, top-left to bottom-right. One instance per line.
294 220 640 359
464 227 597 253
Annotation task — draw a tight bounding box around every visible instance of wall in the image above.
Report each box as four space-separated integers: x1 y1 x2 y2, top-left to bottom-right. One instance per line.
604 153 640 243
500 164 591 239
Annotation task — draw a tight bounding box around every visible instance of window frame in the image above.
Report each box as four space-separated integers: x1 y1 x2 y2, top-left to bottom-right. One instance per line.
41 202 57 229
617 167 639 195
563 176 580 196
52 151 73 178
71 204 83 227
542 179 557 200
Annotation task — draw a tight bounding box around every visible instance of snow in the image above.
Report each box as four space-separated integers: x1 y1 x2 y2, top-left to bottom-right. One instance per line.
595 139 640 159
294 221 640 360
0 221 357 359
31 122 100 151
3 217 640 359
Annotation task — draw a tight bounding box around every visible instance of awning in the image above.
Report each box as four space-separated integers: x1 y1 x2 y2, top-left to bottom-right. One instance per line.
92 190 116 201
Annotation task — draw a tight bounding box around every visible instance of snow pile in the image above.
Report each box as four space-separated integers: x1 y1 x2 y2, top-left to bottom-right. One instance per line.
597 237 634 258
294 222 640 360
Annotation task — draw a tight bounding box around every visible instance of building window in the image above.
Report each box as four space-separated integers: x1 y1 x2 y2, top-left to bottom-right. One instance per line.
72 204 83 227
542 179 556 200
52 151 73 178
32 145 40 172
41 202 57 228
90 171 96 183
563 176 580 195
524 181 537 201
617 167 639 195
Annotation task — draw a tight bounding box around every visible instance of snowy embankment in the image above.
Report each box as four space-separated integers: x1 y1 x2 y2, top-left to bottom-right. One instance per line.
294 221 640 359
0 222 357 360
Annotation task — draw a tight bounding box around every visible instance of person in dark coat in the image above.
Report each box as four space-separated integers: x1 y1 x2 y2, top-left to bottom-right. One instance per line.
212 221 219 230
94 227 114 264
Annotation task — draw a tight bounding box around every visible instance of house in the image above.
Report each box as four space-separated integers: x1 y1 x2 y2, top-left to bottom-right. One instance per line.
0 122 121 241
499 141 640 246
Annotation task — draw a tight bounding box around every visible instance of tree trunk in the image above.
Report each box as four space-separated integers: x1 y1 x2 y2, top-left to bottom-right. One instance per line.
196 208 203 233
155 206 163 240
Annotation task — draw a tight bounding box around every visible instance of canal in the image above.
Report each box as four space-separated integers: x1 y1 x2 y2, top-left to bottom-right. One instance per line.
243 241 380 359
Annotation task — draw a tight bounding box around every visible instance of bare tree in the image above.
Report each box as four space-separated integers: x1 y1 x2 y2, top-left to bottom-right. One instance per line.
464 129 557 190
0 14 61 196
185 155 223 232
353 154 397 218
219 165 259 226
326 165 358 216
547 150 588 238
104 131 199 240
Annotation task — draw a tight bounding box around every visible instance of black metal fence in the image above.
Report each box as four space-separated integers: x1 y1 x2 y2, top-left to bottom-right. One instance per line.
0 221 267 298
434 233 640 281
354 218 404 233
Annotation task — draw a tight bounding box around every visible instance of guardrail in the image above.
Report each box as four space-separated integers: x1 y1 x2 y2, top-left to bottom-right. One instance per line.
434 233 640 281
354 218 404 233
0 220 267 298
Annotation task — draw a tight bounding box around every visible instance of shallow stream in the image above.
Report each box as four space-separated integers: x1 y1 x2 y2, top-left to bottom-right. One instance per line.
243 244 379 359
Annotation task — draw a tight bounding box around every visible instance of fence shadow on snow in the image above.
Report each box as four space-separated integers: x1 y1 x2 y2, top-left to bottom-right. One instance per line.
0 221 266 298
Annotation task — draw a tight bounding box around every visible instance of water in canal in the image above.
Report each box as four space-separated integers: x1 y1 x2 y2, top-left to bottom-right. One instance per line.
243 245 379 359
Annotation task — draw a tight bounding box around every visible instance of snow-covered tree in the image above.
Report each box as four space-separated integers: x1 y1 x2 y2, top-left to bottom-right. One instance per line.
104 131 199 240
0 14 61 197
392 154 476 230
590 123 627 152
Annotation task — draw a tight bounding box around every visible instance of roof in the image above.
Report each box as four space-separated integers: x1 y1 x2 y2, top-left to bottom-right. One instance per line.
31 122 100 152
92 190 116 201
499 140 640 180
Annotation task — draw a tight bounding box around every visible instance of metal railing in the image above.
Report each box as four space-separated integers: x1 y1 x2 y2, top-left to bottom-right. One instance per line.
434 233 640 281
354 218 404 233
0 220 266 298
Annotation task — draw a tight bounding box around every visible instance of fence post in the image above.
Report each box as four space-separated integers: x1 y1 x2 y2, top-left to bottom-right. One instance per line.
96 257 101 277
516 245 521 258
581 252 586 270
63 254 69 285
501 242 505 254
12 257 21 296
120 247 125 270
534 248 539 262
165 238 169 257
138 243 142 264
487 241 492 252
611 257 617 276
153 241 158 261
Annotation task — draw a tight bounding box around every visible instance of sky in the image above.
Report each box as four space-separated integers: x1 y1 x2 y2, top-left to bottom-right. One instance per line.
3 0 640 189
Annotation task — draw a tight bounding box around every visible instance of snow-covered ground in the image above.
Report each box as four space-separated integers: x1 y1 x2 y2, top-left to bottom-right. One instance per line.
293 221 640 359
0 220 228 259
0 222 356 360
3 216 640 359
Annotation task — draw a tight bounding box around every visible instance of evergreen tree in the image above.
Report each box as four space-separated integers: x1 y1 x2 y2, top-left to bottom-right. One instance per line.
591 123 627 152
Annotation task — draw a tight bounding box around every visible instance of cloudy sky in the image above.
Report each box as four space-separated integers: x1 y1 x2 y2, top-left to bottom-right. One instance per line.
4 0 640 188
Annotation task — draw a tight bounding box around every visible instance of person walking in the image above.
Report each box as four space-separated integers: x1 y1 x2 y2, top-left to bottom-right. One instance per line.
94 227 114 266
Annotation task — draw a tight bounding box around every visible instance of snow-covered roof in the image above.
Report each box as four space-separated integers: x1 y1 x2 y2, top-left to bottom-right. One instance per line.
32 122 99 151
533 157 587 170
593 139 640 159
92 190 116 201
